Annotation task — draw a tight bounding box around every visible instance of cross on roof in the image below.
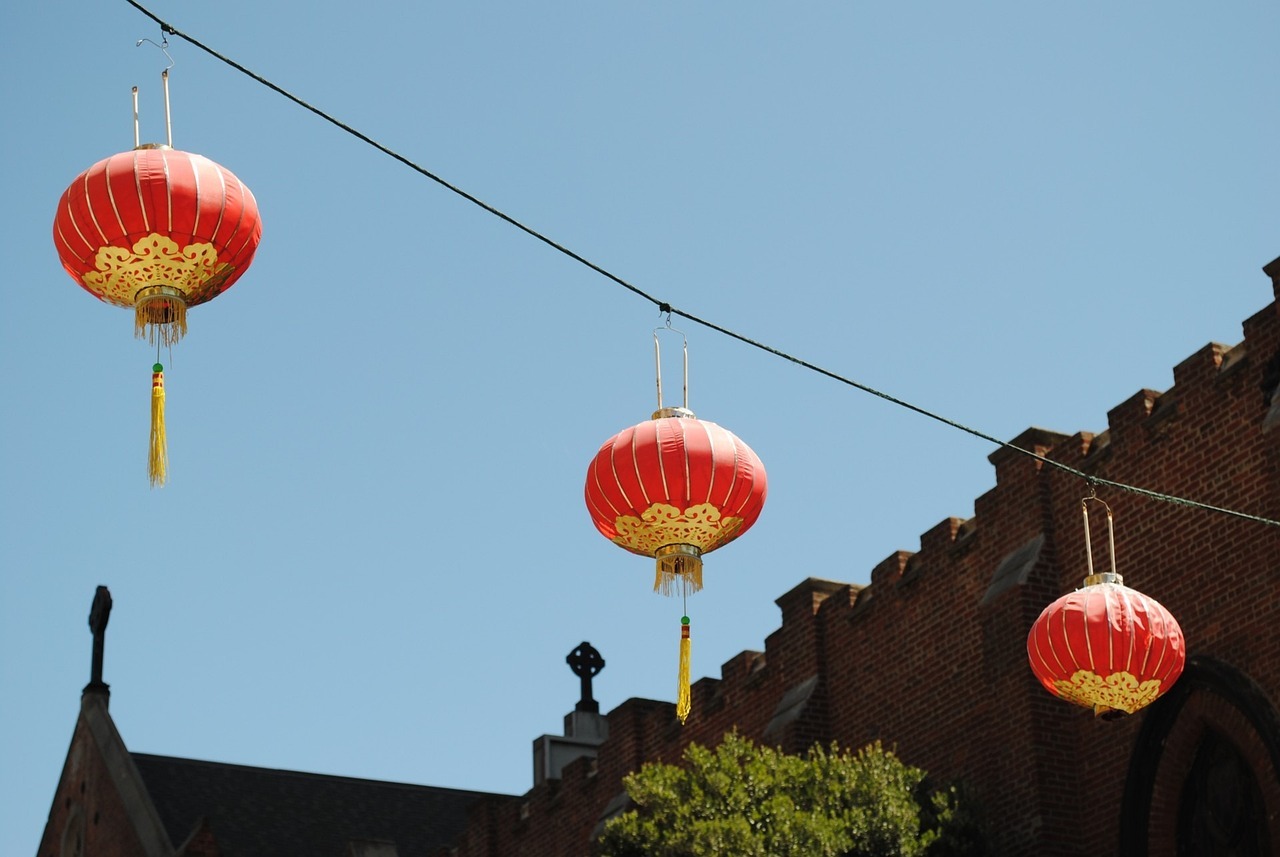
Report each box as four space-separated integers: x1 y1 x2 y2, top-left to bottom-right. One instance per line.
85 585 113 695
566 641 605 713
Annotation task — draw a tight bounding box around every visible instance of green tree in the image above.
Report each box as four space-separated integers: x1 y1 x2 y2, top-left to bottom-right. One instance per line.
598 733 984 857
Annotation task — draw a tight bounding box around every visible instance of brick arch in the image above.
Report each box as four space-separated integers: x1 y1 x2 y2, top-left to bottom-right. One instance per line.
1118 655 1280 855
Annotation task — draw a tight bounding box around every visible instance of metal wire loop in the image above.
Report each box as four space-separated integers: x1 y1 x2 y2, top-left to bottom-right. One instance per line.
136 35 175 70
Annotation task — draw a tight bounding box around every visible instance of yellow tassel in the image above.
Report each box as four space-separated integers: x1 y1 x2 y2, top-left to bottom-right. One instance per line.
149 364 168 487
676 619 692 724
654 546 703 597
135 288 188 347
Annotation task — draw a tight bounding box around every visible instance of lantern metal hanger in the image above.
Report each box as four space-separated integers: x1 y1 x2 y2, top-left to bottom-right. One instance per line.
52 48 262 486
585 325 768 723
1027 489 1186 717
652 321 692 419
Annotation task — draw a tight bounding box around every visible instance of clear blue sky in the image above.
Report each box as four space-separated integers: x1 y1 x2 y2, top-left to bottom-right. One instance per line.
3 2 1277 852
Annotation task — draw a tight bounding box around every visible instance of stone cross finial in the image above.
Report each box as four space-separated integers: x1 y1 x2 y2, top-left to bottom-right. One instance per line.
566 641 605 713
86 585 113 694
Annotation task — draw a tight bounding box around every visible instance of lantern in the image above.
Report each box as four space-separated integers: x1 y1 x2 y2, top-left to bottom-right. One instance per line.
584 329 767 722
52 72 262 486
1026 496 1185 716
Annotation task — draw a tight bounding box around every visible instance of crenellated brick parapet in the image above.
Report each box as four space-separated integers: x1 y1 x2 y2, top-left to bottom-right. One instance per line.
453 258 1280 856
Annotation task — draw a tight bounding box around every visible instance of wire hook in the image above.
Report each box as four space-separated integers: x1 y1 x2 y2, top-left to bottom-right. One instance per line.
657 302 674 329
136 34 175 71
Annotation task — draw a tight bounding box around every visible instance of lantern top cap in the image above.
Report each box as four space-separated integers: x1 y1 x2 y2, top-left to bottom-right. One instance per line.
134 143 173 151
651 406 696 420
1083 571 1124 587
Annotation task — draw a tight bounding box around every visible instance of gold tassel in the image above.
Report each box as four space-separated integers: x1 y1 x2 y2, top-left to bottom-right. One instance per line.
676 617 692 724
135 288 188 347
654 545 703 597
149 364 168 487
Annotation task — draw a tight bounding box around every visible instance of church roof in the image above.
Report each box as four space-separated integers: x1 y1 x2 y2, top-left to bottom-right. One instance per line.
130 752 506 856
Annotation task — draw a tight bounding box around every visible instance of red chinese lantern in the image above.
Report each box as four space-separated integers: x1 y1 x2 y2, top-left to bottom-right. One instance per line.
585 330 767 723
1027 497 1185 716
52 72 262 486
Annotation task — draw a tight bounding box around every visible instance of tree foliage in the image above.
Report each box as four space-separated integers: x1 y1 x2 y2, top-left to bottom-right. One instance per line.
598 733 984 857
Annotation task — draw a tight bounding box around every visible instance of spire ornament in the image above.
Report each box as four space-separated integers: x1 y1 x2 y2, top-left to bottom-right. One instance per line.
85 586 114 697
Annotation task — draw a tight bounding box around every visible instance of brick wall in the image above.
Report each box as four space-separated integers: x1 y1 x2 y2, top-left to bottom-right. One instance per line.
453 260 1280 856
36 710 153 857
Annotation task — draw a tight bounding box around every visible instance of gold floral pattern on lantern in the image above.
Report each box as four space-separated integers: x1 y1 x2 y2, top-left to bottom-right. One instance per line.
1052 669 1164 715
82 234 232 308
612 502 744 555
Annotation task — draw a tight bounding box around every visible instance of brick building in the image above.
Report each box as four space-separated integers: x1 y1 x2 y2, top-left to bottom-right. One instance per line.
38 258 1280 855
450 257 1280 856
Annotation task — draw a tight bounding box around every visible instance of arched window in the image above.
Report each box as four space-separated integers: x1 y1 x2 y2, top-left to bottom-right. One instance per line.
1177 729 1269 856
1119 656 1280 856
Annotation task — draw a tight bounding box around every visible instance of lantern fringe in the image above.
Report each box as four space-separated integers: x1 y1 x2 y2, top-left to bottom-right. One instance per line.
654 555 703 596
149 366 168 487
135 296 188 347
676 621 691 725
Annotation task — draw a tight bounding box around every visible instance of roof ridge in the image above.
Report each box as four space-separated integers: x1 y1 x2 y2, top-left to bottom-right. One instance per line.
129 752 512 797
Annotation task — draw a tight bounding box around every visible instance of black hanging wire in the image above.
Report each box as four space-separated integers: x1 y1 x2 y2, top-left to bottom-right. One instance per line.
121 0 1280 530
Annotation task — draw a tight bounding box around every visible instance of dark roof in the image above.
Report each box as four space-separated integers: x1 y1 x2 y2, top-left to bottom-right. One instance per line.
131 753 511 857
